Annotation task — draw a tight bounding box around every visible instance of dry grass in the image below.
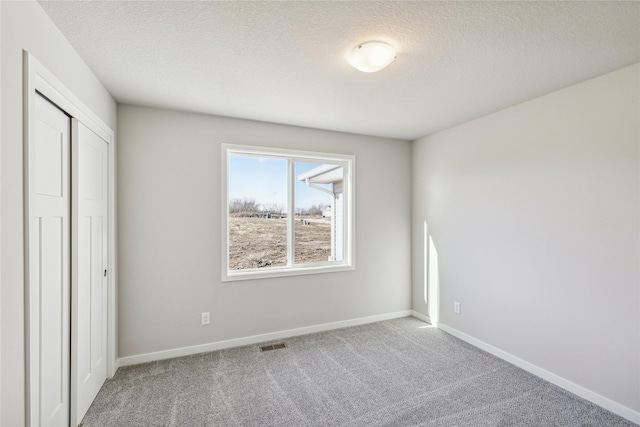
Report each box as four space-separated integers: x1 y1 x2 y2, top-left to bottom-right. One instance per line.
229 216 331 270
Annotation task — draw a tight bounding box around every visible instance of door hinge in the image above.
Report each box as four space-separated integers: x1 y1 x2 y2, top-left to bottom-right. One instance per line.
104 269 107 277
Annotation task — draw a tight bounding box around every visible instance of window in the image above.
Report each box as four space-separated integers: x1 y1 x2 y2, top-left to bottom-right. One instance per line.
222 144 355 281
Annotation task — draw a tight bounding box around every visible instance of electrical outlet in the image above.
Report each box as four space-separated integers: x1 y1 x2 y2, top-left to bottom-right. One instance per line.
453 302 461 314
201 312 210 325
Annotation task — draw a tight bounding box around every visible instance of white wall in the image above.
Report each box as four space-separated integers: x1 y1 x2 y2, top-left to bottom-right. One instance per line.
412 64 640 414
117 104 411 358
0 2 117 424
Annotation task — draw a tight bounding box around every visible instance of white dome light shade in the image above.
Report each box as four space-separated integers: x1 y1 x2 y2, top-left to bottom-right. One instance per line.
348 41 397 73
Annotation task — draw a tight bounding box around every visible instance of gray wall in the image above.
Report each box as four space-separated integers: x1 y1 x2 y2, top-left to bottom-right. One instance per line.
117 105 412 358
411 64 639 412
0 1 117 424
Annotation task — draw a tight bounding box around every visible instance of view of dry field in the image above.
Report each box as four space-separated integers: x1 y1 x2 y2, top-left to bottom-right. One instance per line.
229 216 331 269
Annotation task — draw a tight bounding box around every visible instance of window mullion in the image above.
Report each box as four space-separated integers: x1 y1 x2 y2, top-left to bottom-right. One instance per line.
287 158 295 267
343 163 349 264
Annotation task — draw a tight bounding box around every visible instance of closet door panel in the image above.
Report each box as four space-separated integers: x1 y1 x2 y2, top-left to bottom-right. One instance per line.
73 120 109 423
30 93 71 427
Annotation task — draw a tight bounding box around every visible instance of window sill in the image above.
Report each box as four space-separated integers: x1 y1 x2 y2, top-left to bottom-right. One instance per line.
222 263 355 282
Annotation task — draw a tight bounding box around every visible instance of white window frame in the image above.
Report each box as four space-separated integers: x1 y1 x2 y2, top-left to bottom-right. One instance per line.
221 144 355 281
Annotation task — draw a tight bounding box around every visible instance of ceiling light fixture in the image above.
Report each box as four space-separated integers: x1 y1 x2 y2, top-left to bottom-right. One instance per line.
348 41 397 73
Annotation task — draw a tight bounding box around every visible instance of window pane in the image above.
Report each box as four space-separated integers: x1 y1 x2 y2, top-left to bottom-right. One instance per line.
294 162 343 264
228 155 288 270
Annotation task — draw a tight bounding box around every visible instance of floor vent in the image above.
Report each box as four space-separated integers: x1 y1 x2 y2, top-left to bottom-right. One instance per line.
260 343 287 352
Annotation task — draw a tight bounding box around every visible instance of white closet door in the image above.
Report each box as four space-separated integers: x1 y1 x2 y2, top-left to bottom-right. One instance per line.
29 93 71 427
72 121 109 423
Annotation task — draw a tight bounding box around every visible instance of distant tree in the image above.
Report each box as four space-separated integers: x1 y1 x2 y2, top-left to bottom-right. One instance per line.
229 198 260 214
307 204 325 216
294 204 328 216
262 203 283 214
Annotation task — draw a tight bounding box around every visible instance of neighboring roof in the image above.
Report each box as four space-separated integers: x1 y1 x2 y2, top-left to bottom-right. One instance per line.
297 165 342 184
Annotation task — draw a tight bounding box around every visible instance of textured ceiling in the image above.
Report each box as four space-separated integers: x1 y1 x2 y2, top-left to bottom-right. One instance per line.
39 1 640 140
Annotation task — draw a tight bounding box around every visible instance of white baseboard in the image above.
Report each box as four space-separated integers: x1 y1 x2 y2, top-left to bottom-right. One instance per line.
410 310 435 325
119 310 412 367
110 358 121 378
437 322 640 425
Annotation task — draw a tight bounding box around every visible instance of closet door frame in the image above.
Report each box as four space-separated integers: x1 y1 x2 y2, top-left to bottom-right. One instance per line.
23 51 117 426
